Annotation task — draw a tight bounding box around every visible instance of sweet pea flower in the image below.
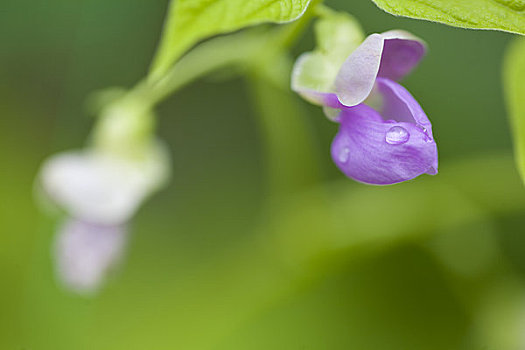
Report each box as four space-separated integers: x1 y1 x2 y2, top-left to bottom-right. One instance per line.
38 99 170 294
292 26 438 185
39 141 170 294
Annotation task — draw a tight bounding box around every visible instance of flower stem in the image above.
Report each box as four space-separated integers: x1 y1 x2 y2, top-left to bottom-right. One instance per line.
114 1 325 195
247 66 321 196
128 0 323 109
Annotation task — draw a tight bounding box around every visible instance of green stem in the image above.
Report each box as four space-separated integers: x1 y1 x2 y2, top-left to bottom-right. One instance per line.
135 31 264 106
247 67 321 196
128 0 323 109
110 1 324 197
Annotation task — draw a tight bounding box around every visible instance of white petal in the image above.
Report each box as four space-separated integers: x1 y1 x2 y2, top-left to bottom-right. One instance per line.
335 33 384 107
335 30 426 107
40 141 170 224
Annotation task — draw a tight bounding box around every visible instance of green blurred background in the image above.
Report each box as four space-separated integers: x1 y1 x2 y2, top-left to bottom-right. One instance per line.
2 0 525 349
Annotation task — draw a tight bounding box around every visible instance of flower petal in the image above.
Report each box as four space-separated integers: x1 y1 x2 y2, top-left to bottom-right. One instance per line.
331 104 437 185
374 78 438 174
335 31 426 107
375 78 433 133
291 11 364 109
335 34 384 107
377 30 427 82
291 52 345 108
54 219 127 294
40 141 170 224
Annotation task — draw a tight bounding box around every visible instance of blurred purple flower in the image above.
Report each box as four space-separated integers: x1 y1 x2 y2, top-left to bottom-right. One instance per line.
54 219 127 294
293 30 438 185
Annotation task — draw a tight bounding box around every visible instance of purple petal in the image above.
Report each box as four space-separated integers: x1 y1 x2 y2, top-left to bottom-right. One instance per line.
335 30 426 107
375 77 438 174
375 77 433 135
377 30 427 81
295 90 346 109
54 219 127 294
331 103 437 185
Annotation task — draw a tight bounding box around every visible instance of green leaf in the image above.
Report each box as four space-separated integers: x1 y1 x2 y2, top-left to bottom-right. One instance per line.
504 37 525 185
371 0 525 35
149 0 311 81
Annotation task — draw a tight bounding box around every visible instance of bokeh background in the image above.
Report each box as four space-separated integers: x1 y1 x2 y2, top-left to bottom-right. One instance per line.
2 0 525 349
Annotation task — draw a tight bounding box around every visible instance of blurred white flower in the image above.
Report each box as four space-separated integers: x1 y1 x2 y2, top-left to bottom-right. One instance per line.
37 95 171 294
39 141 169 294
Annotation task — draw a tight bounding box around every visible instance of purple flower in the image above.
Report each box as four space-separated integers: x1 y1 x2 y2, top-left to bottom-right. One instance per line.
292 30 438 185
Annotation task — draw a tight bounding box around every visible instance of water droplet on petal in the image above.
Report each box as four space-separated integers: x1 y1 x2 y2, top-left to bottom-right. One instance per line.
338 147 350 163
417 125 433 142
385 126 409 145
